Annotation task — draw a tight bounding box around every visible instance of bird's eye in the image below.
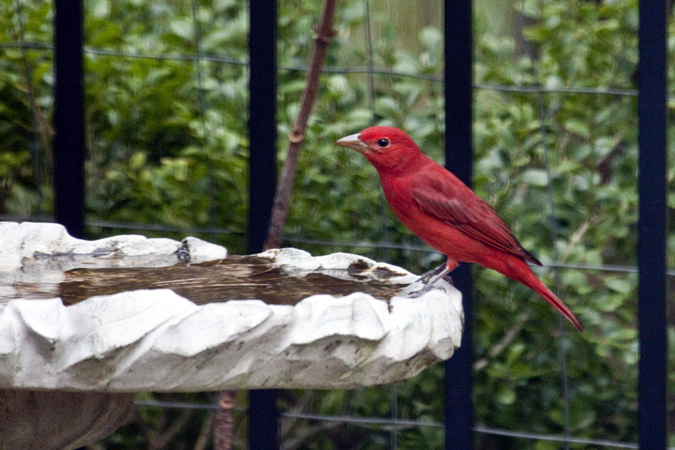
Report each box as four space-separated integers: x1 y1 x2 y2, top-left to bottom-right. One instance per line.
377 138 390 148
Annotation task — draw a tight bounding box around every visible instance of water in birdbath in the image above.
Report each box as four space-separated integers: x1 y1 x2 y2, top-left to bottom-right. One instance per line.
1 255 405 306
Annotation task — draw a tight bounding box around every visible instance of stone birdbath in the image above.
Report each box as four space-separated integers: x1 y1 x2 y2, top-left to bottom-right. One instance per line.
0 221 463 449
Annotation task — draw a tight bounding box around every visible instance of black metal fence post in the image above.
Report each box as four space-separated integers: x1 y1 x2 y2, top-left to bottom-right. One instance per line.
53 0 85 238
248 0 279 448
443 1 474 449
637 0 667 448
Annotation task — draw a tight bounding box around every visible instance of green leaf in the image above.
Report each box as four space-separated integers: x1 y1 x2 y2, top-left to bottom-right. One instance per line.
170 18 193 41
565 118 591 139
605 278 633 294
129 152 147 170
521 169 549 186
496 386 516 405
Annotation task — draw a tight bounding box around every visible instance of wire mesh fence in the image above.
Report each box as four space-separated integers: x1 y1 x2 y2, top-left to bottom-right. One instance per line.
0 0 667 448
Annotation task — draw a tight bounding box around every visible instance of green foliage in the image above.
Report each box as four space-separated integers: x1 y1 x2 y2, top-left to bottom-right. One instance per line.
471 0 642 445
1 0 671 447
0 0 53 215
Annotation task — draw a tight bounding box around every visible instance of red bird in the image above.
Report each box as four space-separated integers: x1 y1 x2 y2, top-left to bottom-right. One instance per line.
336 126 583 331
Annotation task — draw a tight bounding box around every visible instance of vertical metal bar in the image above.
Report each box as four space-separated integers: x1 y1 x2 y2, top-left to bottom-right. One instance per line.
53 0 85 239
248 0 277 254
443 1 473 449
637 0 667 448
248 0 278 449
248 389 278 450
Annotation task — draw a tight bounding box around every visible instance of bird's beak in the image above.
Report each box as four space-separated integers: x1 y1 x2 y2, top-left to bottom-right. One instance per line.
336 133 369 153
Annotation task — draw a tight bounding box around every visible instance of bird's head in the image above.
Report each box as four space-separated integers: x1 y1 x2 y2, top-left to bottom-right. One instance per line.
336 126 424 175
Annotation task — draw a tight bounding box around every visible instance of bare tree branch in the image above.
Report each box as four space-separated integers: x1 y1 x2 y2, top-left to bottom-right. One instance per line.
148 406 193 450
214 390 237 450
217 3 339 447
280 390 316 440
264 0 338 250
194 409 215 450
474 311 530 371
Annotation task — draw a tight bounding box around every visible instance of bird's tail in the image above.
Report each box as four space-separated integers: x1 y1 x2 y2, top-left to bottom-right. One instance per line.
507 259 584 332
534 279 584 332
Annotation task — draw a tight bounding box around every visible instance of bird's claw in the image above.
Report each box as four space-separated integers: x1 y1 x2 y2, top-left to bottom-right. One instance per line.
418 264 448 284
401 272 453 298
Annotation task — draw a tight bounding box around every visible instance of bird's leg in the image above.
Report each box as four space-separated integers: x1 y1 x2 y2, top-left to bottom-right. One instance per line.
417 258 458 294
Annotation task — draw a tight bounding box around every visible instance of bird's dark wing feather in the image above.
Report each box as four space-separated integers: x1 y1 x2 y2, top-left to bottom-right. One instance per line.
411 170 541 265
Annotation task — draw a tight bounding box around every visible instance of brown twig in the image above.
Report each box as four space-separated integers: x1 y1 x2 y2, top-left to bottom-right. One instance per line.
263 0 338 250
280 389 316 440
194 409 216 450
216 2 338 447
214 390 237 450
147 402 194 450
473 311 531 371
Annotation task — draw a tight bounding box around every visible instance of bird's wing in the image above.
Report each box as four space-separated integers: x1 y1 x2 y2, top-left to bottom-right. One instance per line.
411 169 542 265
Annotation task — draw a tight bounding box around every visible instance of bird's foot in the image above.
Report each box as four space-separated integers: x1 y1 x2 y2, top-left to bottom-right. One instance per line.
419 264 451 287
402 265 453 298
418 264 448 284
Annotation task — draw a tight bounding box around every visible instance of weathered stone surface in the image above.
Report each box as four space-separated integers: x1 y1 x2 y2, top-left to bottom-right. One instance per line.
0 222 463 391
